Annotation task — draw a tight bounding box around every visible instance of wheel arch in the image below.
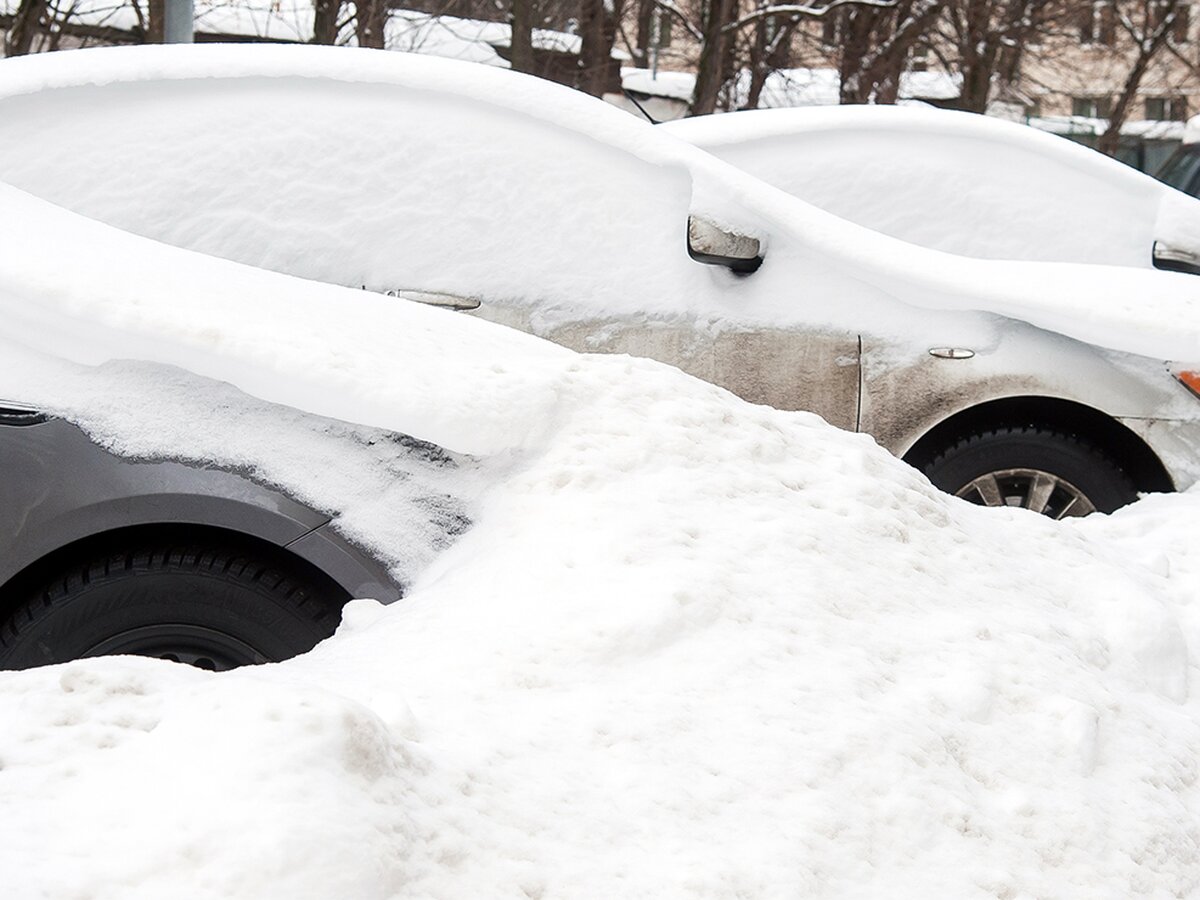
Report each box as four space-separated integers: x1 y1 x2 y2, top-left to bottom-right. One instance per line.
900 396 1175 494
0 523 353 632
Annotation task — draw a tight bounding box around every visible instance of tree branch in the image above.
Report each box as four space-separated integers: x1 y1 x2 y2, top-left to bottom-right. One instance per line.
724 0 898 33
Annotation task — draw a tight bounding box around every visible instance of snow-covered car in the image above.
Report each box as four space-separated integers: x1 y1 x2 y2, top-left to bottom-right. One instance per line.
0 402 402 669
2 45 1200 519
662 104 1200 275
0 190 578 669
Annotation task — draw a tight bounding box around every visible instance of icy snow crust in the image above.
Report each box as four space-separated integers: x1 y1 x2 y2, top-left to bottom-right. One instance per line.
664 104 1200 268
1 45 1200 361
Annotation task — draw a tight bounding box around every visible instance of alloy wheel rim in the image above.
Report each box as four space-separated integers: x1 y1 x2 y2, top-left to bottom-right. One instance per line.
955 468 1096 519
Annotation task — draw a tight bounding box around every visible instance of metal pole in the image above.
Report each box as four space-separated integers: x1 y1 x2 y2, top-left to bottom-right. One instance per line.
164 0 194 43
650 8 661 80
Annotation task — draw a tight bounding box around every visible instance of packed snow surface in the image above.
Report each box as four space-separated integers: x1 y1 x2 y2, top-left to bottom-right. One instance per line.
2 185 1200 896
2 45 1200 361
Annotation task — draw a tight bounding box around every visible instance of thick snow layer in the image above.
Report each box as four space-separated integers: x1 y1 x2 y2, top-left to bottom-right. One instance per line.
1 45 1199 363
3 145 1200 893
4 335 1200 897
665 104 1200 268
0 184 577 459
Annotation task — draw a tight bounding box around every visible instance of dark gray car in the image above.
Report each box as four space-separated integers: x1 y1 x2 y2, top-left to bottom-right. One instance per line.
0 400 449 671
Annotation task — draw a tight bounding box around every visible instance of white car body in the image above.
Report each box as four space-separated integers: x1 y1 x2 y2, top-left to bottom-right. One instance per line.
1 45 1199 514
663 105 1200 272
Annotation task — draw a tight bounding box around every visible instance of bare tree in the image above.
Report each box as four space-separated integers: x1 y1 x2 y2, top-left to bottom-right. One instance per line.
691 0 738 112
1097 0 1187 155
577 0 622 95
509 0 536 73
353 0 387 47
630 0 655 66
935 0 1069 112
829 0 944 103
312 0 343 43
4 0 51 54
681 0 947 114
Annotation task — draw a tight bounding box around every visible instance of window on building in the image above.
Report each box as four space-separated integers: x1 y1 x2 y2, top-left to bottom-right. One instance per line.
1072 95 1113 118
1145 95 1189 120
909 44 931 72
821 9 840 48
1151 0 1192 42
1079 1 1117 45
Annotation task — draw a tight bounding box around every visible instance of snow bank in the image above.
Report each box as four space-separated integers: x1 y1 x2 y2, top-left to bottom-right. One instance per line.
2 142 1200 893
3 342 1200 897
2 45 1200 362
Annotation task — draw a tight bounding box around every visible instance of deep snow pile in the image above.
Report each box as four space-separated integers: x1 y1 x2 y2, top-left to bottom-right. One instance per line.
2 345 1200 898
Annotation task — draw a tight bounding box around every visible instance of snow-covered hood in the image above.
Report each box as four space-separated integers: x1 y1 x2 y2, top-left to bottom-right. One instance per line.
0 45 1199 361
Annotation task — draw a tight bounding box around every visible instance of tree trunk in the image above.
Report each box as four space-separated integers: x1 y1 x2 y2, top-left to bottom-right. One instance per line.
1097 2 1180 157
838 0 944 105
509 0 535 74
1097 51 1153 156
312 0 341 44
577 0 619 96
838 9 877 103
354 0 386 48
691 0 735 114
5 0 50 54
147 0 165 42
633 0 654 67
742 10 771 111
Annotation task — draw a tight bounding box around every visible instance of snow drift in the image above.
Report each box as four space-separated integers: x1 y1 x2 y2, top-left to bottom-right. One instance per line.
2 343 1200 899
0 184 1199 896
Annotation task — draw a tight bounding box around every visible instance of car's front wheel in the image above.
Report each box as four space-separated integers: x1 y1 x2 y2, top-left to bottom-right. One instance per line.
0 542 346 671
923 426 1137 518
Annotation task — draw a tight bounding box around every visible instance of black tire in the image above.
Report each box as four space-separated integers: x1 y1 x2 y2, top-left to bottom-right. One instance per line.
0 543 347 671
923 426 1137 518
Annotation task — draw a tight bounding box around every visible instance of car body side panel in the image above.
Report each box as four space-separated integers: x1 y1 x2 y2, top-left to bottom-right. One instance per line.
0 416 402 601
285 526 401 603
469 305 861 431
1118 416 1200 491
860 322 1200 490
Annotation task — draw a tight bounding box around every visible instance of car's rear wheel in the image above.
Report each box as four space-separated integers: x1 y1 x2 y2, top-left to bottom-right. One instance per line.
0 543 346 671
923 426 1137 518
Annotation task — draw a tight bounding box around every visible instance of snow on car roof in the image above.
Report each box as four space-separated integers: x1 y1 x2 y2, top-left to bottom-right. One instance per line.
1 44 1199 362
